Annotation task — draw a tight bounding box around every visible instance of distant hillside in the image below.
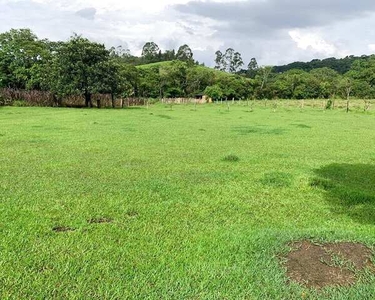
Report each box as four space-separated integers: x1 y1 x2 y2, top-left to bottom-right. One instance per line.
137 61 235 77
136 61 177 69
135 60 251 99
273 55 375 74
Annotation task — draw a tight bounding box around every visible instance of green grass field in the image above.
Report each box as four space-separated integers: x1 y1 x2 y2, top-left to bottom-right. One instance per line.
1 103 375 299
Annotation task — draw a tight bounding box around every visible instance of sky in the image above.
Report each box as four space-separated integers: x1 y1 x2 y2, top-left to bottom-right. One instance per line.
2 0 375 67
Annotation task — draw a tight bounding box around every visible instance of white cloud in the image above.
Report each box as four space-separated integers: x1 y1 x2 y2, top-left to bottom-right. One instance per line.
0 0 222 57
289 29 340 56
1 0 375 65
30 0 243 13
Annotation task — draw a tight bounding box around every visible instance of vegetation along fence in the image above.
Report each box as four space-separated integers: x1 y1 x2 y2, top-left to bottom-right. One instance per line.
0 89 149 108
1 88 374 112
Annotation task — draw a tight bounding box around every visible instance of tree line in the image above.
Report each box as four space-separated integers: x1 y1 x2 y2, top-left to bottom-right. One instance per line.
272 55 374 75
1 28 375 108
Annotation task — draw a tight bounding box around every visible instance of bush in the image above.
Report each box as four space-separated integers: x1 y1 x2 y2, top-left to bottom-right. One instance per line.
325 99 333 110
204 85 223 101
12 100 28 107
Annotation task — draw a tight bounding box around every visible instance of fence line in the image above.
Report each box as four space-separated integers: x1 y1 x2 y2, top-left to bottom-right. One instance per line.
0 89 149 108
1 89 374 112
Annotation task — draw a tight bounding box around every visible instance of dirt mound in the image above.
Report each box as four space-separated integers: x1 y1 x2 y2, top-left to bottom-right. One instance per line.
283 241 374 289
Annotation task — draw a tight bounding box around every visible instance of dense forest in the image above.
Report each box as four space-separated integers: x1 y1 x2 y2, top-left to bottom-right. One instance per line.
1 28 375 107
272 55 374 74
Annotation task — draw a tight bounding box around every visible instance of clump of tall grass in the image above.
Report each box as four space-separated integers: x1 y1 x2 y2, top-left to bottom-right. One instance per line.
223 154 240 162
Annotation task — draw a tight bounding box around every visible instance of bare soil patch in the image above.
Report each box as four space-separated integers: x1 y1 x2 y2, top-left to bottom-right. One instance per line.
283 240 374 289
88 217 113 224
52 226 75 232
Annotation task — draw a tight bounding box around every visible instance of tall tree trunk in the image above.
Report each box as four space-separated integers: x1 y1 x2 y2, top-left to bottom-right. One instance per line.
346 89 350 113
111 93 115 108
53 94 58 107
85 92 92 108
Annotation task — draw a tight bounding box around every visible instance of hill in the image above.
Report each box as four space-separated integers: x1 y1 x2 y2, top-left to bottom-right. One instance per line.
136 60 251 99
137 60 237 78
273 55 375 74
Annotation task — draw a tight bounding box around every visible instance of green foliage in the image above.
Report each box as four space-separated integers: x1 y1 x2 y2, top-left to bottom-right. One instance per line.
3 28 375 104
273 55 373 74
176 44 193 63
0 28 51 89
141 42 160 63
214 48 243 73
137 60 251 99
247 57 259 78
186 66 214 96
325 99 333 109
138 65 161 98
204 84 223 100
12 100 27 107
50 35 115 106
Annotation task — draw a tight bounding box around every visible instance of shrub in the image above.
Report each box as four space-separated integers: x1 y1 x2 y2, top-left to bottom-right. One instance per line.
325 99 333 110
12 100 28 107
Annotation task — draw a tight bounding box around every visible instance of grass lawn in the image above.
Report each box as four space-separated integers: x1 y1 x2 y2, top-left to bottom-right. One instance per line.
0 103 375 299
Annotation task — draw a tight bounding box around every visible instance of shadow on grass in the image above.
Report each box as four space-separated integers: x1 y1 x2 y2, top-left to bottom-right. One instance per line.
157 114 173 119
290 123 312 129
233 126 286 136
123 106 144 110
312 163 375 224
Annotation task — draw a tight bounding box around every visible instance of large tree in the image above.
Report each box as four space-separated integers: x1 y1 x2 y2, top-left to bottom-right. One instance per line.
0 29 50 89
346 57 375 99
158 60 188 98
309 67 340 98
186 66 214 96
247 58 259 78
214 48 243 73
97 60 137 107
214 50 224 71
141 42 160 63
254 66 273 98
204 84 223 101
176 44 193 63
50 34 111 107
231 51 244 73
138 66 160 98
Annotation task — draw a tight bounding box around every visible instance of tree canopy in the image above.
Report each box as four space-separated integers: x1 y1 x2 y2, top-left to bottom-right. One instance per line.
2 28 375 107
